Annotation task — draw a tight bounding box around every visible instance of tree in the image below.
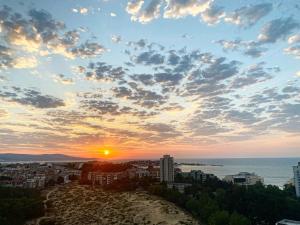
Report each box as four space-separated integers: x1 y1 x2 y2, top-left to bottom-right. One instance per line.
208 210 230 225
229 212 251 225
185 198 201 217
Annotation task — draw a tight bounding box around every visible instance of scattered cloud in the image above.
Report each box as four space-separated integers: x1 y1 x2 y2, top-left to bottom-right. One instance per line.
288 34 300 44
163 0 212 19
53 74 74 85
0 6 106 63
0 87 65 108
72 7 89 15
284 45 300 59
13 56 38 69
258 17 300 43
216 39 267 58
111 35 122 43
224 3 272 28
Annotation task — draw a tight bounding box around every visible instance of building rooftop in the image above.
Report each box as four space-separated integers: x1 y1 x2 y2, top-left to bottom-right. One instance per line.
276 219 300 225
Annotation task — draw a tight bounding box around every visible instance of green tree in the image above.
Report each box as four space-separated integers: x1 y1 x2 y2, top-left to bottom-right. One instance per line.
229 212 251 225
208 210 230 225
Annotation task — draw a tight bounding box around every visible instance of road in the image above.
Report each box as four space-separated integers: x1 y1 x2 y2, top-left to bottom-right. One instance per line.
35 187 57 225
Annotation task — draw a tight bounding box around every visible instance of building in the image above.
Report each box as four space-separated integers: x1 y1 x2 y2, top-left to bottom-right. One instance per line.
160 155 174 183
182 170 216 183
147 165 160 180
87 171 128 185
293 162 300 197
223 172 264 186
276 219 300 225
167 183 192 193
127 167 150 179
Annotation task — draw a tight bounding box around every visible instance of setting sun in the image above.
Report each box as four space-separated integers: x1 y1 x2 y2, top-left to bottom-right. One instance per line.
103 150 110 156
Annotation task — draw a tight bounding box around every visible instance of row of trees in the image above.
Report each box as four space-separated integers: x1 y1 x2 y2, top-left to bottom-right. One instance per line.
0 187 44 225
148 177 300 225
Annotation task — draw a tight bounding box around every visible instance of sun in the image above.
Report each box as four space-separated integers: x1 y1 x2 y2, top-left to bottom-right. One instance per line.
103 149 110 156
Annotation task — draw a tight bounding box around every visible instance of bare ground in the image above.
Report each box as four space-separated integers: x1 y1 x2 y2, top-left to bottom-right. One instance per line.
33 183 199 225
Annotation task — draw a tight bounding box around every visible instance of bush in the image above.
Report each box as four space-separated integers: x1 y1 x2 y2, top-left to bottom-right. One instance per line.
0 187 44 225
208 210 230 225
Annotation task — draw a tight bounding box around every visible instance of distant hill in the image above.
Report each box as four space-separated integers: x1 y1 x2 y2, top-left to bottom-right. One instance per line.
0 153 95 162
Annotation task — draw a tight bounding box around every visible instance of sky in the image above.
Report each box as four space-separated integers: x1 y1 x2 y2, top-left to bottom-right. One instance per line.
0 0 300 159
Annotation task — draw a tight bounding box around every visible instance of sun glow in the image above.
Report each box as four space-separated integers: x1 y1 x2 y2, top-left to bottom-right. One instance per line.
103 149 110 156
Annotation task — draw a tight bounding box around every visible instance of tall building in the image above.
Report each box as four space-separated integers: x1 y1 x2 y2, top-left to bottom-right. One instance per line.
293 162 300 197
160 155 174 183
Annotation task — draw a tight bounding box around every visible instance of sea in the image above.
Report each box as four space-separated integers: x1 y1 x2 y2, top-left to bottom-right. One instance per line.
176 158 300 189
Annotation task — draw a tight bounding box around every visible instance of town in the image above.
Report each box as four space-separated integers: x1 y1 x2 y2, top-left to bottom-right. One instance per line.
0 155 265 191
1 155 300 225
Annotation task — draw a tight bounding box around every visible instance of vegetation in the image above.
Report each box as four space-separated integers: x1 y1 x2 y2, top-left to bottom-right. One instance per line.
148 177 300 225
78 162 300 225
103 176 158 191
0 187 44 225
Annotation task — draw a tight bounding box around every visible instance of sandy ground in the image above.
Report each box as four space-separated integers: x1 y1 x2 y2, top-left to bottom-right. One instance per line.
34 183 199 225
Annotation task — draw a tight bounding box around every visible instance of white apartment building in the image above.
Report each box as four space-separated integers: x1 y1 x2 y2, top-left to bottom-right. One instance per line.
160 155 174 183
293 162 300 197
224 172 264 186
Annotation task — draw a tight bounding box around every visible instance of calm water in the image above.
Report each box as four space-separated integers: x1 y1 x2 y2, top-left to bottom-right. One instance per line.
176 158 300 188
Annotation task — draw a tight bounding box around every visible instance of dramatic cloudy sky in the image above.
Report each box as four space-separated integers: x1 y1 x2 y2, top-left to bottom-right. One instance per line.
0 0 300 159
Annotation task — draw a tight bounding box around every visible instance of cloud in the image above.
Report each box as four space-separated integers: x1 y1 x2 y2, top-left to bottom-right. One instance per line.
284 45 300 59
0 87 65 108
225 110 260 125
198 57 240 82
142 122 181 140
71 41 106 58
81 99 120 115
0 6 106 61
230 63 273 88
288 34 300 44
72 7 89 15
0 45 14 69
130 74 154 85
130 0 162 23
112 85 167 109
258 17 300 43
127 39 147 49
28 9 65 43
0 109 8 117
200 5 225 25
187 118 230 136
154 72 183 86
110 12 117 17
163 0 212 19
134 50 165 65
126 0 144 16
13 56 38 69
126 0 218 24
111 35 122 43
224 3 272 28
53 74 74 85
216 39 267 58
84 62 126 81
